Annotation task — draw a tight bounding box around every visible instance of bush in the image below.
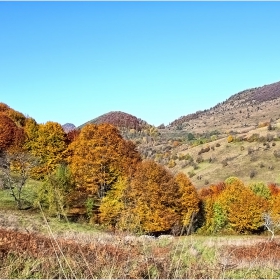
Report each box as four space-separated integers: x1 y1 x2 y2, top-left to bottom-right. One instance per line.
168 159 176 168
248 133 259 142
221 160 228 167
273 150 280 158
227 135 234 143
247 147 254 155
267 133 274 142
188 171 196 178
196 156 203 163
198 146 210 155
250 170 257 178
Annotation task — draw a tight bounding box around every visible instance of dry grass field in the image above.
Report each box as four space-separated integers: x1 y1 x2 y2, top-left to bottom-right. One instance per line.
178 124 280 188
1 208 280 279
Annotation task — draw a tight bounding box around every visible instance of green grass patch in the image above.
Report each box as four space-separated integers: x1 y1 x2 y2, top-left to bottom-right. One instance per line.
0 188 16 209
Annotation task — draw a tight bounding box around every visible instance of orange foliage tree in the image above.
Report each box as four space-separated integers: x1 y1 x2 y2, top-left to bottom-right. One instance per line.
67 123 141 199
0 103 26 127
103 161 200 234
118 160 179 233
0 113 24 152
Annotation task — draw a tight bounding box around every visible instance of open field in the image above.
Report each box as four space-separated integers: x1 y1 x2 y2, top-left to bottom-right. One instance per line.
0 205 280 279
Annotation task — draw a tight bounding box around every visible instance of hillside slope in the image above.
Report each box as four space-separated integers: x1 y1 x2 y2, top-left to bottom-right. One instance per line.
170 81 280 135
79 111 149 131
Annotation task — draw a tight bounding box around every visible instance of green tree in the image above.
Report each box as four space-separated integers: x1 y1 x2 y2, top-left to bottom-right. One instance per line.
36 164 73 218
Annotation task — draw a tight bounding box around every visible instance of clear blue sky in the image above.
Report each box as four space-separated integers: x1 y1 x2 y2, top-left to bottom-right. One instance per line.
1 2 280 127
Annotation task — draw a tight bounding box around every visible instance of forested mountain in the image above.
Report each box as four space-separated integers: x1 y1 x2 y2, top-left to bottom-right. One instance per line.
79 111 149 131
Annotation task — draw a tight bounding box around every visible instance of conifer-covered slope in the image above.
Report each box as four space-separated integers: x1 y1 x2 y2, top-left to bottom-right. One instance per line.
79 111 149 131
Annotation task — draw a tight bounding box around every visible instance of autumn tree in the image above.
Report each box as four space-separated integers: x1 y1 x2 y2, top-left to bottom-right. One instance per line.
6 108 26 127
0 102 10 112
0 103 26 127
0 113 25 152
198 182 226 234
23 117 39 152
65 129 80 144
28 121 68 177
198 178 269 234
68 123 141 200
99 176 128 229
116 160 180 233
99 161 200 235
218 177 268 233
174 172 200 234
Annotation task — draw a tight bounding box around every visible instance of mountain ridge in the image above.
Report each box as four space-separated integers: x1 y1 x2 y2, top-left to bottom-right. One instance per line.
170 80 280 128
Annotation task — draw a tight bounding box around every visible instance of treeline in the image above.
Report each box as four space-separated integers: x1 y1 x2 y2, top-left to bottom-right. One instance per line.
0 102 280 236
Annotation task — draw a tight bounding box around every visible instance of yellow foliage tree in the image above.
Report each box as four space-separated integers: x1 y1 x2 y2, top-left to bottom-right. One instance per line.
218 177 268 233
29 121 67 177
174 173 200 233
99 176 128 228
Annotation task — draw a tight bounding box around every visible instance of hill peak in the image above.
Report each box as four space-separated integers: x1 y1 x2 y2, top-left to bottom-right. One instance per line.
79 111 149 131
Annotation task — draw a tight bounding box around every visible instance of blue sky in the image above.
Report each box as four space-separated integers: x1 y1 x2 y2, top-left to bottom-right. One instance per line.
1 2 280 127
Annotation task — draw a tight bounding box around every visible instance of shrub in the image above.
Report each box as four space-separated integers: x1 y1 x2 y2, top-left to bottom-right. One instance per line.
248 133 259 142
227 135 234 143
222 160 228 167
198 146 210 155
273 150 280 158
196 156 203 163
267 133 274 142
247 147 254 155
168 159 176 168
250 170 257 178
188 171 196 178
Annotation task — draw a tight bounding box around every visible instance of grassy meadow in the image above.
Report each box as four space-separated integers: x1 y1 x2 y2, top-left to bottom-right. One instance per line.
1 185 280 279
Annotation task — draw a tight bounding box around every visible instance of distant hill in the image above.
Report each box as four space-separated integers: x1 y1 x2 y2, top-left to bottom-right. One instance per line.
79 111 149 131
62 123 76 133
169 80 280 135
